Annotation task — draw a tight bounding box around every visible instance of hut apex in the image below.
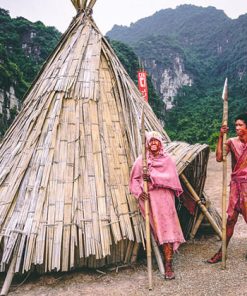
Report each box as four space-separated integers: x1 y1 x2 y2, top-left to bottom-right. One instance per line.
71 0 97 13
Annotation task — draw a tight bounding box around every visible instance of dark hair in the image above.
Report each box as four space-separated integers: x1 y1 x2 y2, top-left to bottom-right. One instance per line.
235 113 247 125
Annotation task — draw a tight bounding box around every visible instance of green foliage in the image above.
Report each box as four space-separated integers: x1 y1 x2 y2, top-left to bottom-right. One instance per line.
107 5 229 45
109 39 139 83
110 39 166 122
0 8 61 135
164 85 240 148
0 8 61 91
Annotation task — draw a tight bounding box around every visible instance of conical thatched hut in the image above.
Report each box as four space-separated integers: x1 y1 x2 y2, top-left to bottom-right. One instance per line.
0 0 214 277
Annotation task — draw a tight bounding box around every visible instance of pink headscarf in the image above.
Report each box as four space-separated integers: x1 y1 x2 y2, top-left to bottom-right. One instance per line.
145 130 166 158
145 131 163 144
130 131 183 197
145 131 183 196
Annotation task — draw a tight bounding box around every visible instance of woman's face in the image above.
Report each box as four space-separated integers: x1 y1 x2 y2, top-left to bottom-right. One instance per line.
148 138 161 154
235 119 247 138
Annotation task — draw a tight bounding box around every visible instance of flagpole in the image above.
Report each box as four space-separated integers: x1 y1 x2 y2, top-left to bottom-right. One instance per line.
141 105 153 290
221 78 228 269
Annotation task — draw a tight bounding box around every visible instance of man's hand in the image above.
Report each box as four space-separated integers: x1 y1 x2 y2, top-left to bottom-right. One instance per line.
143 173 151 182
139 192 150 201
220 125 229 137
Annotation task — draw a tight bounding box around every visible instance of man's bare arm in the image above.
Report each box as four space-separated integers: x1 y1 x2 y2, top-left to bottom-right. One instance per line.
216 125 229 162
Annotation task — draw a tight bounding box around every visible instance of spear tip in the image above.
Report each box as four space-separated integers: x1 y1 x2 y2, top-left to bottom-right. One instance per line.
222 77 228 101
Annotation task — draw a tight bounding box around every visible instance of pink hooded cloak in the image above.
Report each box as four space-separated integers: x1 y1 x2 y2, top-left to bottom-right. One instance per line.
226 137 247 221
129 131 185 251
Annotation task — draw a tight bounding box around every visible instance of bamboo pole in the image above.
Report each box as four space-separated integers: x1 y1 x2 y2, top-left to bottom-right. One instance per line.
221 78 228 269
87 0 97 12
190 200 210 239
0 235 21 296
130 242 140 263
151 234 164 275
141 106 152 291
190 212 204 240
180 174 222 239
0 256 17 296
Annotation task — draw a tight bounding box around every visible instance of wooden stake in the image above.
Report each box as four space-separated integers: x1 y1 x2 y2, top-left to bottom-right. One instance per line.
190 200 210 239
180 174 222 239
0 235 20 296
0 256 17 296
151 234 164 275
221 78 228 269
141 105 152 291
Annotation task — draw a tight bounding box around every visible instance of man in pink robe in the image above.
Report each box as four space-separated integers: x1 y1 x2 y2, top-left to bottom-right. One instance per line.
208 113 247 263
129 131 185 279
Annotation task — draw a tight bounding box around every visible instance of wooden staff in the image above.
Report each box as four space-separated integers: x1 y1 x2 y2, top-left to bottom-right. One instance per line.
221 78 228 269
141 105 153 290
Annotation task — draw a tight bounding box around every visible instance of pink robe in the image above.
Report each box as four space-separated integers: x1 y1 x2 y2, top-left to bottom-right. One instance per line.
226 137 247 221
129 152 185 251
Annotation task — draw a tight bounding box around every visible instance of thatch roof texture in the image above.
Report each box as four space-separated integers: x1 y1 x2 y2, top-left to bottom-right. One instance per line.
0 1 211 276
0 1 170 273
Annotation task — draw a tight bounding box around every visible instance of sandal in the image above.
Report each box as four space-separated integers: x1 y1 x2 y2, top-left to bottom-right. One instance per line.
207 251 222 264
164 262 175 280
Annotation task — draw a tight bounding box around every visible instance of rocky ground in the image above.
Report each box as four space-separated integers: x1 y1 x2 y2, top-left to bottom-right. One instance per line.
3 153 247 296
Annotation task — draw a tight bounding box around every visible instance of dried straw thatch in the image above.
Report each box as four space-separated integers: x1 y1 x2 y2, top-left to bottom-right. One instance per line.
0 0 212 276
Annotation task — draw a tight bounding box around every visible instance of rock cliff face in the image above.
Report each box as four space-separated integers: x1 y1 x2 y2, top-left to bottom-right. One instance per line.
0 87 19 116
159 57 192 109
0 87 19 136
144 56 192 110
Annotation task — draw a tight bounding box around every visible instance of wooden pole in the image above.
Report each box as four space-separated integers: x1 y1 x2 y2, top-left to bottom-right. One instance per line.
221 78 228 269
87 0 97 12
0 256 17 296
180 174 222 239
190 200 210 239
190 211 205 239
141 105 153 290
151 234 165 274
0 235 20 296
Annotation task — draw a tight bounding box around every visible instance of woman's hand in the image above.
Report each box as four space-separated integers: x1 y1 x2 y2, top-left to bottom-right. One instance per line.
139 192 150 201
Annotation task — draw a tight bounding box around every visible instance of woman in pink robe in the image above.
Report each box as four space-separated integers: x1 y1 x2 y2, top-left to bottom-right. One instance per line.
129 131 185 279
208 113 247 263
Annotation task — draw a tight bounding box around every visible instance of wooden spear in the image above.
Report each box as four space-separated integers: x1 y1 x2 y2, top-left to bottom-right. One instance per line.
221 78 228 269
141 105 153 290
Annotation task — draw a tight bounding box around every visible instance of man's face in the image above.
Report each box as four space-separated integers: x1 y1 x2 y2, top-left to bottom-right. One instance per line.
148 138 161 154
235 119 247 137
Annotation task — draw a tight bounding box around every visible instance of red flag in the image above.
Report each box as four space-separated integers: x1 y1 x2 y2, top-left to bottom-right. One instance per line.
138 71 149 102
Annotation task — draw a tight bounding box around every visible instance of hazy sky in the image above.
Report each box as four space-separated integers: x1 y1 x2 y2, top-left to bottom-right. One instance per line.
0 0 247 34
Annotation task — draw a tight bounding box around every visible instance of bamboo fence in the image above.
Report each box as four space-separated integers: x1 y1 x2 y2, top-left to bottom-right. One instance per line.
0 0 213 274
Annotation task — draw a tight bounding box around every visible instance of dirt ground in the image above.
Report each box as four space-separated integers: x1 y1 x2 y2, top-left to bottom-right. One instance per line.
4 153 247 296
